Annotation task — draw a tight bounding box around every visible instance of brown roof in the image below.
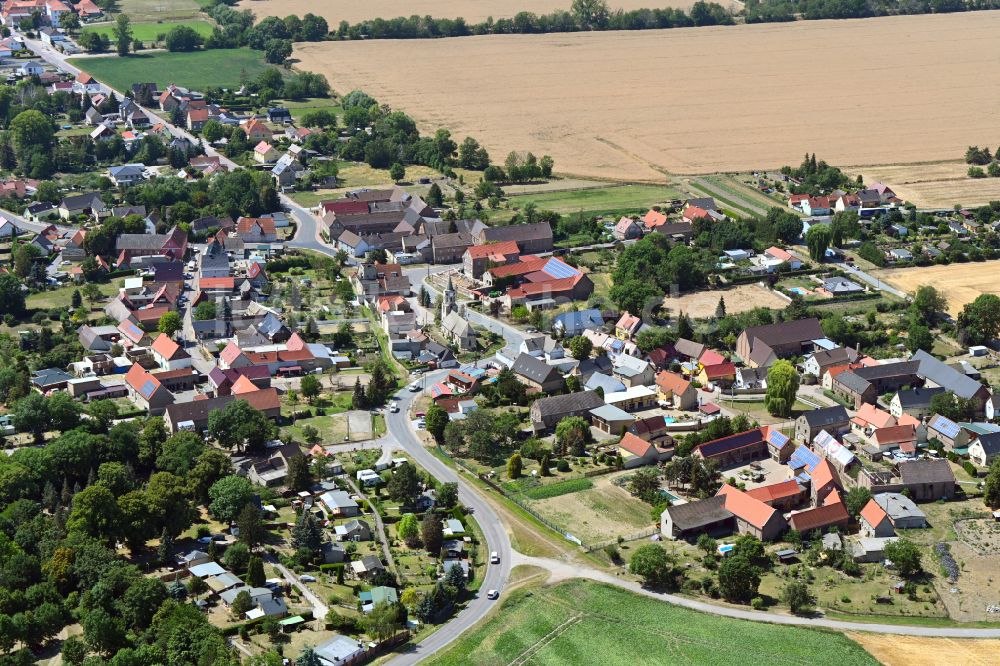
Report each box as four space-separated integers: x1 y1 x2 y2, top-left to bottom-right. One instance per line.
898 459 955 486
742 318 823 347
745 480 802 504
788 496 849 532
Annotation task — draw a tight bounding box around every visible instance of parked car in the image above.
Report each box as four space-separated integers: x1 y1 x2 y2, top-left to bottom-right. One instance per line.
300 574 316 583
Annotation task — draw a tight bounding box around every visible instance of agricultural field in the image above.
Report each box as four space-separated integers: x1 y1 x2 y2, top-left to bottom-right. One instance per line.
296 12 1000 180
118 0 205 21
848 633 1000 666
501 183 683 219
662 283 789 318
872 260 1000 315
426 578 878 666
68 48 272 92
82 19 215 44
846 160 1000 209
236 0 714 25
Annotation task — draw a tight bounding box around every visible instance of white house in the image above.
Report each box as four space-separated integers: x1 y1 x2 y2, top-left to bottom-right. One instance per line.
969 432 1000 467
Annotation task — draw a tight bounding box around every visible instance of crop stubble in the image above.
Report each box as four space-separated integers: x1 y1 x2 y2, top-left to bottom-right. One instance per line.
295 12 1000 182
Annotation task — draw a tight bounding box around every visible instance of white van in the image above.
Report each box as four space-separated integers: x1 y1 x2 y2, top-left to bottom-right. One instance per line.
490 551 500 564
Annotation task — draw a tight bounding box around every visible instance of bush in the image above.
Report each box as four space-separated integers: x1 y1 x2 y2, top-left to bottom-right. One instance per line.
555 459 570 472
751 596 765 610
962 460 978 477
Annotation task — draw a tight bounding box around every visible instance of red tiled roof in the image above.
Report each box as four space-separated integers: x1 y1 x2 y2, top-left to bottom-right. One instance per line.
200 277 235 289
717 484 778 530
220 341 244 365
466 240 519 260
236 217 276 235
701 362 736 379
873 424 916 446
151 333 184 361
860 498 888 529
618 432 655 458
655 370 690 396
698 349 726 366
642 209 667 228
245 349 314 365
745 480 801 504
788 496 849 532
231 375 259 395
811 459 837 490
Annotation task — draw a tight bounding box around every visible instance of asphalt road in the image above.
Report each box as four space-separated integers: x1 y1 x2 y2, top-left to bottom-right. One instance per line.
382 371 511 665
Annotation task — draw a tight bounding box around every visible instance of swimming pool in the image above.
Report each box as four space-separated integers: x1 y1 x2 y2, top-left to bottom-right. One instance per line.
789 287 810 296
717 544 734 556
664 417 676 424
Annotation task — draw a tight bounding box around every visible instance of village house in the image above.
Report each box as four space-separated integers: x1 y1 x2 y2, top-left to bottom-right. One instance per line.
613 216 642 241
794 405 849 444
617 432 671 468
655 370 697 410
859 499 895 538
123 363 174 414
717 484 787 541
475 220 553 254
694 426 793 468
736 318 824 368
529 390 605 432
969 431 1000 467
149 333 193 372
889 386 945 419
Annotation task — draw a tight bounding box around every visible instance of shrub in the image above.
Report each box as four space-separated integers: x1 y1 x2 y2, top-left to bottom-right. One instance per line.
751 596 765 610
555 459 570 472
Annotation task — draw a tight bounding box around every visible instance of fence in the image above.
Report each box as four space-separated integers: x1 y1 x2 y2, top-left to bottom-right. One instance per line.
584 527 659 553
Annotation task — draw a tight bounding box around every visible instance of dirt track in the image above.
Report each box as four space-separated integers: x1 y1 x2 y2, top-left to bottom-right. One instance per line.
296 12 1000 180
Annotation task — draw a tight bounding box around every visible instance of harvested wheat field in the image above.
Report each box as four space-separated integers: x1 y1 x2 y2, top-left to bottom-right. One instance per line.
847 633 1000 666
874 261 1000 315
847 161 1000 208
296 12 1000 180
237 0 713 25
663 284 788 318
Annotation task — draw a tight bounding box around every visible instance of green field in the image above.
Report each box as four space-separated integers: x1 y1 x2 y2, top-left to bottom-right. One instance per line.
502 184 682 218
82 20 214 44
68 48 271 92
427 579 877 666
520 477 594 500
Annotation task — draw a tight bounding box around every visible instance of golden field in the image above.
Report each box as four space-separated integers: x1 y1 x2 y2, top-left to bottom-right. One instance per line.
846 160 1000 208
873 260 1000 315
846 634 1000 666
295 12 1000 181
236 0 712 25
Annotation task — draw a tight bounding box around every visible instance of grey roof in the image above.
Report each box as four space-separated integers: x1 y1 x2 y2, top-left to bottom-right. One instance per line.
897 459 955 486
320 490 358 512
975 432 1000 456
894 386 945 408
432 231 473 249
800 405 849 428
834 370 873 396
32 368 72 387
664 495 731 531
315 635 364 665
912 349 986 400
589 403 635 423
511 352 561 386
109 164 145 178
584 372 626 394
532 390 605 418
60 192 104 209
116 233 167 251
872 492 925 522
552 308 604 333
674 338 704 360
480 221 552 244
810 347 859 368
743 318 823 348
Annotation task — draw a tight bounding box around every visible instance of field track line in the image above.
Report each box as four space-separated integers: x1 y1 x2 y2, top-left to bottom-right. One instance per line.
506 614 583 666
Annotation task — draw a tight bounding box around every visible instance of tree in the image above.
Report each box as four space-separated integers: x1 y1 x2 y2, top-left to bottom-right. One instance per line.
930 392 976 423
844 487 872 518
782 581 814 615
296 647 323 666
223 542 251 572
911 285 946 326
264 38 293 64
67 484 121 542
208 475 255 523
237 504 267 549
246 556 266 587
572 0 610 28
628 468 663 504
300 374 321 403
193 300 216 320
437 482 459 509
806 223 831 262
629 544 679 588
112 14 132 56
425 402 449 443
567 335 593 360
985 457 1000 508
291 510 322 554
884 539 922 578
363 601 403 642
507 453 523 479
11 109 54 154
714 296 726 319
421 513 443 555
539 452 552 476
208 399 276 452
61 635 87 665
0 274 26 317
82 607 125 655
230 590 254 617
387 463 421 504
164 25 203 51
764 360 798 417
717 555 760 604
397 512 420 547
158 311 182 337
554 416 589 457
287 455 313 493
696 533 717 556
389 162 405 182
906 324 933 353
957 294 1000 345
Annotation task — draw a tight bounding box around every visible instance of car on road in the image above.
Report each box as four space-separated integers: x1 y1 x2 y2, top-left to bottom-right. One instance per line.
408 382 420 392
299 574 316 582
390 402 399 413
486 589 500 600
490 551 500 564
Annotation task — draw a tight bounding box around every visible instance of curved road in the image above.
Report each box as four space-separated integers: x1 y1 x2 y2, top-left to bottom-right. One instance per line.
383 373 512 665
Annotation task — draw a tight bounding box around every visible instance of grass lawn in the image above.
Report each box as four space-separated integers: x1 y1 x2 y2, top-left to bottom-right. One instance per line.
426 579 878 666
288 162 443 208
68 48 271 92
499 183 682 219
25 280 119 311
82 19 215 43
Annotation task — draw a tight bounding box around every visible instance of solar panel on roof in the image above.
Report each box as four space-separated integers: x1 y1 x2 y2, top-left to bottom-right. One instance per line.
931 416 960 438
141 379 156 398
789 445 820 472
542 258 580 280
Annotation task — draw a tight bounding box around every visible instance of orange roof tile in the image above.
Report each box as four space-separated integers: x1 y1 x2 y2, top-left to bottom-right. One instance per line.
860 498 889 529
717 484 778 530
811 459 837 490
231 374 259 395
655 370 690 396
151 333 183 361
618 432 655 458
745 480 802 504
466 240 519 260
